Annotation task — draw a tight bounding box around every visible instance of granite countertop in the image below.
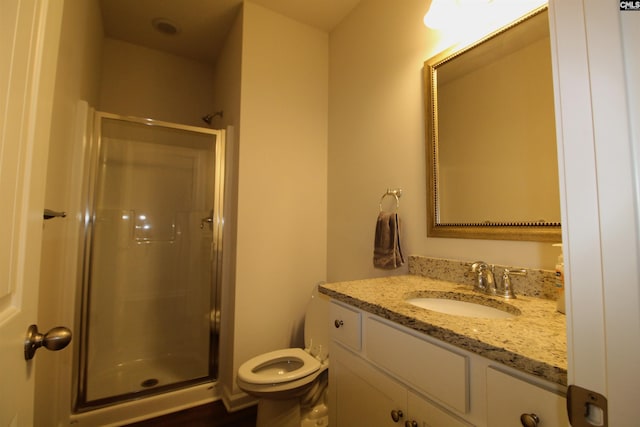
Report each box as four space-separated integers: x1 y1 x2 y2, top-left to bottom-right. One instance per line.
319 275 567 386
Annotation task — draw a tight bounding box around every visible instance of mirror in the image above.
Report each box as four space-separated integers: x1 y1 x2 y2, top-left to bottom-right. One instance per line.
424 7 561 242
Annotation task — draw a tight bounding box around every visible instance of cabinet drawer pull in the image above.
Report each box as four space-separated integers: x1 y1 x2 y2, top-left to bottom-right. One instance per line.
520 413 540 427
334 319 344 328
390 409 403 422
404 421 418 427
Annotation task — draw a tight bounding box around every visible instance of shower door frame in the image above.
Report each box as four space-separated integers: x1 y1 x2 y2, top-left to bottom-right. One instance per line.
73 112 226 412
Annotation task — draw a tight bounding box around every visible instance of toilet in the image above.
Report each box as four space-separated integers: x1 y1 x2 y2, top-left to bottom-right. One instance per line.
237 285 329 427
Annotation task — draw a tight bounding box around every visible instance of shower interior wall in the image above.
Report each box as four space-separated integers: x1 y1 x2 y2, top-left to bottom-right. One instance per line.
83 118 218 403
98 38 218 128
94 31 224 411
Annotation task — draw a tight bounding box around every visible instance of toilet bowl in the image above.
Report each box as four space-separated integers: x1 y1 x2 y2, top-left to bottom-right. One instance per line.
237 285 329 427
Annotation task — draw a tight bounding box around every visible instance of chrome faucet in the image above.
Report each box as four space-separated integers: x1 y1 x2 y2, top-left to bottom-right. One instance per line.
469 261 496 294
470 262 527 299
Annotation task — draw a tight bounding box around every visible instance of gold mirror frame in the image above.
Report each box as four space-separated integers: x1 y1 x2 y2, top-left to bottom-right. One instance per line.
424 6 561 242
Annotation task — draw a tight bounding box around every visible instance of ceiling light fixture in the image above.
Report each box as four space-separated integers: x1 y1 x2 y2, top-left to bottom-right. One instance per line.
424 0 501 29
423 0 460 29
423 0 547 32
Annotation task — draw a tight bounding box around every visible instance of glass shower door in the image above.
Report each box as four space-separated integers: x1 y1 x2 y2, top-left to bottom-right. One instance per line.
78 114 224 408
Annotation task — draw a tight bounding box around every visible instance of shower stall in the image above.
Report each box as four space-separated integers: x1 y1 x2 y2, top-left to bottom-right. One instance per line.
75 112 225 412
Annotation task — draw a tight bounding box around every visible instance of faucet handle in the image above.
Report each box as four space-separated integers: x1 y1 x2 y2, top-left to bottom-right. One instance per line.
501 268 527 299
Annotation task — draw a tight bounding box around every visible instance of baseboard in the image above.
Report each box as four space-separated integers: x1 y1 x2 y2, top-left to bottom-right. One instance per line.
70 382 220 426
221 383 257 412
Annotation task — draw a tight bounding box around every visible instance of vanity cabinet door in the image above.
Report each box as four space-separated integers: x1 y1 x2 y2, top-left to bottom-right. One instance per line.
407 390 473 427
332 344 407 426
486 367 569 427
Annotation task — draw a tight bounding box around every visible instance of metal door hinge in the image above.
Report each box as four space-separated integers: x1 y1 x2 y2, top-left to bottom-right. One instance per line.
567 385 608 426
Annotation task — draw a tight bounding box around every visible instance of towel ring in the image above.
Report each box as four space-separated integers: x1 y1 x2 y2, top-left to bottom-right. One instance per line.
379 188 402 213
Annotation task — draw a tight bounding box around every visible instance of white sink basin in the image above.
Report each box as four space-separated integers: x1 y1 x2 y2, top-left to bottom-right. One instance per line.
405 297 517 319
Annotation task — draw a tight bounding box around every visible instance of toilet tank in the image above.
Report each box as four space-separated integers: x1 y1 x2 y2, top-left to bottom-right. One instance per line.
304 284 330 361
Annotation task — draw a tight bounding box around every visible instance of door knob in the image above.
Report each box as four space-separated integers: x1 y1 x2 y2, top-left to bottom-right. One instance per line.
24 324 72 360
390 409 403 422
520 413 540 427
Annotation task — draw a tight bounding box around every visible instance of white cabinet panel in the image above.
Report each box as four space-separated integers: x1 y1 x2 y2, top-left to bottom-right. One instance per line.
366 316 469 414
486 367 568 427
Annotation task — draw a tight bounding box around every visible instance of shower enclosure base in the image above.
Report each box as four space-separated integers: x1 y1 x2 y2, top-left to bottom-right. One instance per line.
71 381 220 427
86 353 208 401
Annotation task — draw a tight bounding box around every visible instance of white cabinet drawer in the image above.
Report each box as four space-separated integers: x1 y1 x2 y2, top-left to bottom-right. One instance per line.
365 316 469 414
329 301 362 351
486 366 568 427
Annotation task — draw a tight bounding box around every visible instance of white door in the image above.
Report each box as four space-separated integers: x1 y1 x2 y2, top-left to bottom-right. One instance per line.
549 0 640 424
0 0 64 425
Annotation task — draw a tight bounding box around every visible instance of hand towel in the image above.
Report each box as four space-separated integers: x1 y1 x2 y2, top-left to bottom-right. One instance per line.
373 212 405 269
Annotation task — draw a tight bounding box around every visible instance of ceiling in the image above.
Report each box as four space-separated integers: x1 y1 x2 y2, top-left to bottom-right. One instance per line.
99 0 362 65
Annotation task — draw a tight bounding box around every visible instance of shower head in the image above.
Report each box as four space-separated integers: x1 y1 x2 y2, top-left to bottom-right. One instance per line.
202 111 223 125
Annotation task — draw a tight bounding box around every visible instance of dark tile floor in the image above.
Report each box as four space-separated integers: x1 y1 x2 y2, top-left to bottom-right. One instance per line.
124 401 257 427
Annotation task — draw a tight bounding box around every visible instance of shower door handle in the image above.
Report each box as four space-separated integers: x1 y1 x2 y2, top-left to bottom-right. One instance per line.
200 215 214 229
24 324 72 360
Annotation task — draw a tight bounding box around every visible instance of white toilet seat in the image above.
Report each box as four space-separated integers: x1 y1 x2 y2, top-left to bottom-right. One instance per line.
238 348 321 385
236 286 330 427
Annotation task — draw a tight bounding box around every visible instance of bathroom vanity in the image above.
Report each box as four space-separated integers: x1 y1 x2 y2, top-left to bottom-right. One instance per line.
319 275 568 427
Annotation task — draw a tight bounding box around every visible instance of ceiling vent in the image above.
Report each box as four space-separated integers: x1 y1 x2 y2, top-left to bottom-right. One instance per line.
152 18 180 35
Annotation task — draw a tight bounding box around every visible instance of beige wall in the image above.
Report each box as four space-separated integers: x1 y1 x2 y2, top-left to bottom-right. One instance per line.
99 39 216 127
327 0 560 283
36 0 104 424
228 1 328 399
